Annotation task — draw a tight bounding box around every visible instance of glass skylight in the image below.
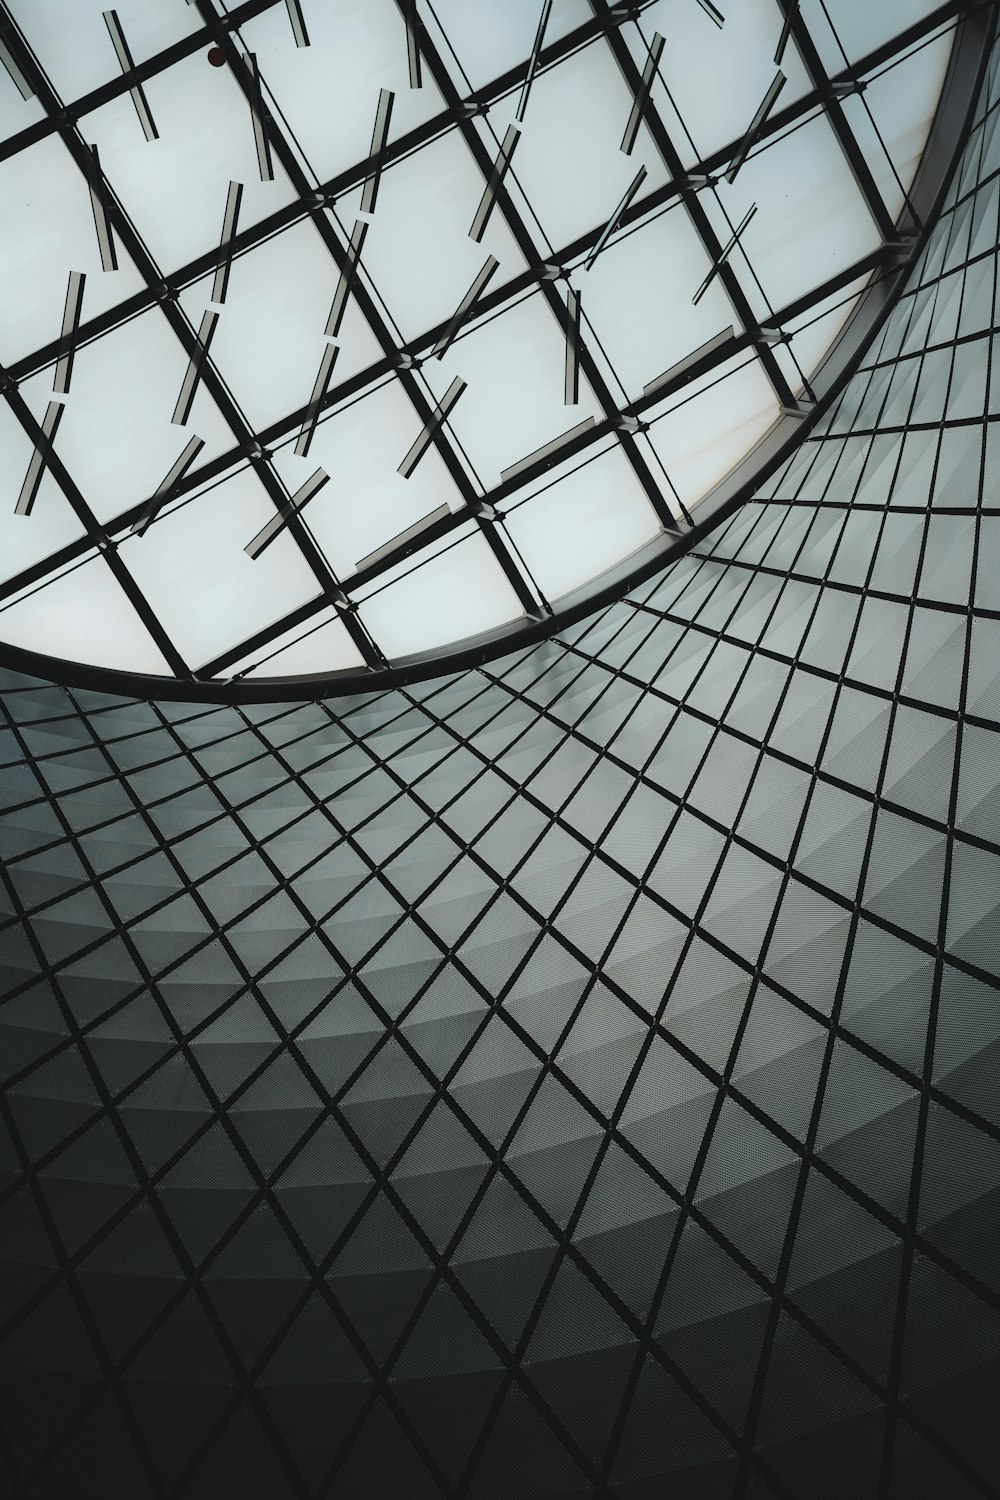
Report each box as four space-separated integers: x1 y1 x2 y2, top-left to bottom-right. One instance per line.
0 0 963 686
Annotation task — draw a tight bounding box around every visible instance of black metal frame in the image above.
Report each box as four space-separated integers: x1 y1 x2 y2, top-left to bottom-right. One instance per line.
0 0 993 701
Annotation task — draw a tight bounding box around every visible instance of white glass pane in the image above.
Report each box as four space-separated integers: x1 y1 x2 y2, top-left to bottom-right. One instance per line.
119 463 321 667
0 132 147 365
0 551 170 673
426 0 593 93
356 529 524 656
478 42 668 253
268 377 466 579
800 0 945 72
0 72 45 145
18 308 237 527
238 0 447 186
631 0 814 164
841 32 954 222
0 397 86 584
645 357 779 510
705 111 882 323
502 443 661 600
83 52 298 276
784 273 871 375
7 0 202 103
241 613 366 679
179 217 384 433
336 131 526 344
435 291 602 485
581 197 734 399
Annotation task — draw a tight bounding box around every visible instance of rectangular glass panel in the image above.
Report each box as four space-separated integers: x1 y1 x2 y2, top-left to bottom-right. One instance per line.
0 550 170 672
119 461 322 666
502 442 661 599
355 527 524 656
267 375 466 579
0 132 147 364
84 50 298 276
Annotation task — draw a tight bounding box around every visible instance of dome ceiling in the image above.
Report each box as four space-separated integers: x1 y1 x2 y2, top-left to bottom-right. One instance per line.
0 0 962 687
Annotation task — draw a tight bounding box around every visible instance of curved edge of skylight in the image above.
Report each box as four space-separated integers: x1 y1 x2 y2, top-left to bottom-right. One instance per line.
0 1 991 703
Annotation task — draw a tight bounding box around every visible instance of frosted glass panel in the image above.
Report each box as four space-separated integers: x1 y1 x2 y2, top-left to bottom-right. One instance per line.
503 444 661 599
356 531 524 656
480 42 668 252
269 378 466 580
0 134 147 364
238 0 447 184
28 308 236 526
241 614 366 679
438 293 603 484
646 358 780 510
840 32 954 222
7 0 201 102
800 0 946 72
708 112 882 322
632 0 814 161
427 0 594 92
120 465 321 667
0 0 960 679
0 553 170 673
83 55 298 275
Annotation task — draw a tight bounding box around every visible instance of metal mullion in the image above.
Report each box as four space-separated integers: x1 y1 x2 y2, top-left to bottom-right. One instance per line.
772 0 904 241
0 0 283 163
5 0 962 390
393 3 680 539
0 12 359 673
1 383 191 677
11 7 373 671
190 10 487 513
591 1 799 414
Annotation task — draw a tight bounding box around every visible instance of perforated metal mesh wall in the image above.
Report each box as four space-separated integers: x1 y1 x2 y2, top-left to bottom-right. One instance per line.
3 22 1000 1500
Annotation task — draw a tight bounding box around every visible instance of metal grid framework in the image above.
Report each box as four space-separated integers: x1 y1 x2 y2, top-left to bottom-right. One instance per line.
2 23 1000 1494
0 0 984 691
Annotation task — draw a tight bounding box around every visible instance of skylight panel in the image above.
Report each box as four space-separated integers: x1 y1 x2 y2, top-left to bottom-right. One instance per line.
355 528 525 658
501 442 661 601
5 0 201 101
265 377 466 583
119 463 321 667
0 133 146 364
580 201 735 398
0 550 171 673
706 109 884 320
644 356 780 509
477 42 669 251
433 292 603 486
0 0 966 684
81 51 297 275
342 130 524 344
629 0 814 161
797 0 949 72
234 0 446 184
423 0 593 95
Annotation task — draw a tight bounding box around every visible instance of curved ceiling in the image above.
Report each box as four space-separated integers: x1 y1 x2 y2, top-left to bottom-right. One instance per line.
0 0 966 688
